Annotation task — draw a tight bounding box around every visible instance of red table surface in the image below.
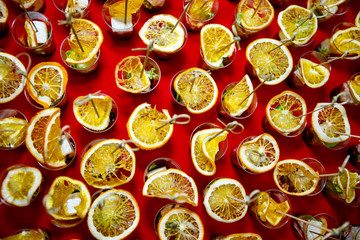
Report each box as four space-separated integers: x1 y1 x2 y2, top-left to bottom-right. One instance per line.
1 0 360 239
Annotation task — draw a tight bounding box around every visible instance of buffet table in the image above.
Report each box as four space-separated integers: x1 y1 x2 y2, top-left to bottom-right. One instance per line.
1 0 360 239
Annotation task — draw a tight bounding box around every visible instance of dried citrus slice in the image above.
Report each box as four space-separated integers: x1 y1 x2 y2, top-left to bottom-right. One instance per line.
127 102 173 150
27 62 68 108
256 192 270 222
1 166 42 207
273 159 320 196
348 75 360 102
157 206 204 240
188 0 216 21
265 198 290 226
200 24 235 68
191 128 228 176
278 5 317 46
109 0 144 16
143 168 198 206
203 178 247 223
87 189 140 240
222 74 254 117
330 27 360 56
24 19 37 47
115 56 151 93
339 168 360 204
43 110 74 168
306 217 328 240
17 0 37 9
0 52 26 103
73 94 112 131
25 108 60 163
224 233 262 240
81 139 136 189
237 0 274 31
43 176 91 222
246 38 293 85
65 19 103 65
307 0 346 10
356 11 360 28
0 0 8 24
174 68 218 114
2 228 50 240
299 58 330 88
266 91 307 136
311 103 351 145
139 14 185 54
0 117 27 148
238 133 280 173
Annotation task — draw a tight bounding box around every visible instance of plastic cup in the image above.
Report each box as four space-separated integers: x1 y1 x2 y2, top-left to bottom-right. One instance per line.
11 12 55 56
331 72 360 105
24 89 68 109
60 36 100 74
310 0 350 23
0 109 28 150
10 0 46 12
143 157 181 182
142 0 166 12
183 0 219 32
154 203 184 236
102 0 141 40
170 69 187 108
232 6 262 39
199 44 236 71
53 0 91 18
300 158 326 196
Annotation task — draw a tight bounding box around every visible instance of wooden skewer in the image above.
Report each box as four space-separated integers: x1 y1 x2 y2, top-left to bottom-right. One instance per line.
18 0 38 32
251 0 264 18
140 40 154 79
124 0 128 24
171 0 193 33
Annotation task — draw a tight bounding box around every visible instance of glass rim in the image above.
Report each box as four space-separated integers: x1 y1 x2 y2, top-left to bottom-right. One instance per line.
200 43 237 70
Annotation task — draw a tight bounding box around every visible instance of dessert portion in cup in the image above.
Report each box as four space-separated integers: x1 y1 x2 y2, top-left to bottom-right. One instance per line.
61 18 103 74
303 103 351 150
102 0 141 39
190 122 228 176
249 189 291 229
43 176 91 228
115 55 161 94
0 109 28 150
331 72 360 105
143 158 199 206
154 203 204 240
25 62 68 109
307 0 350 23
0 165 44 207
139 14 187 59
2 228 51 240
325 168 360 207
264 91 307 137
231 133 280 174
199 23 237 70
183 0 219 32
218 74 257 119
142 0 166 12
287 51 330 89
171 68 218 114
53 0 91 18
25 108 76 170
10 0 46 12
0 1 9 38
73 92 118 133
11 11 55 56
277 5 318 49
232 0 274 39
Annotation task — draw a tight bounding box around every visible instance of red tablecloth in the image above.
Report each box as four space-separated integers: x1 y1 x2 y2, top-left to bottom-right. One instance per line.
1 0 360 239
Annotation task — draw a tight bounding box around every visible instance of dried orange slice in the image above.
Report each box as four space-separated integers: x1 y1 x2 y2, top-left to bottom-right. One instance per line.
187 0 216 21
299 58 330 88
273 159 320 196
246 38 293 85
174 68 218 114
127 102 173 150
81 139 136 188
109 0 144 16
238 133 280 173
66 19 103 65
157 206 204 240
0 52 26 103
348 74 360 102
0 0 8 24
311 103 351 146
256 192 270 222
142 168 198 206
0 166 43 207
115 56 151 93
330 27 360 56
24 19 37 47
333 168 360 204
203 178 247 223
237 0 274 31
87 189 140 240
224 233 262 240
0 117 27 148
200 24 235 68
265 198 290 226
2 228 50 240
266 91 307 136
278 5 317 46
139 14 185 54
27 62 68 108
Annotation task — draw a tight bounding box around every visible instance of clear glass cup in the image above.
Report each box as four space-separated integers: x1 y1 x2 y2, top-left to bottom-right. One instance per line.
24 89 68 109
10 0 46 12
249 189 291 229
303 125 350 150
287 51 330 89
2 228 51 240
143 157 181 182
183 0 219 32
325 169 360 207
53 0 91 18
0 109 28 150
0 165 45 207
11 12 55 56
102 0 141 40
217 82 257 119
291 213 340 240
199 43 237 71
142 0 166 12
300 158 326 196
60 36 100 74
309 0 350 23
331 72 360 105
